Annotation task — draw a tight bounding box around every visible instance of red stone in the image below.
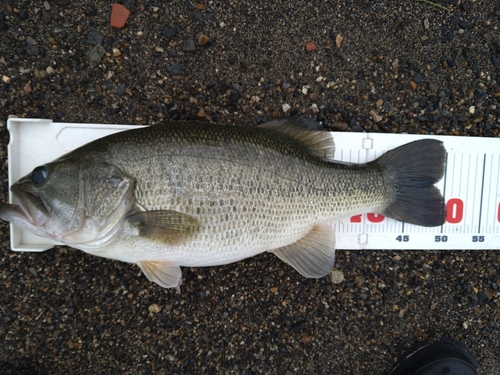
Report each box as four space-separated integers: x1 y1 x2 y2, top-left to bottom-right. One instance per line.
110 4 130 29
305 42 317 52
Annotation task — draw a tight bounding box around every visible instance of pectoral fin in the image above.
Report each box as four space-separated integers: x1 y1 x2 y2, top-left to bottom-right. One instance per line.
270 223 336 278
138 260 182 290
127 210 199 246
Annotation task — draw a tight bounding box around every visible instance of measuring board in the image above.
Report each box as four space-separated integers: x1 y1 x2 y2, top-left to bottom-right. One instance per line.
5 118 500 251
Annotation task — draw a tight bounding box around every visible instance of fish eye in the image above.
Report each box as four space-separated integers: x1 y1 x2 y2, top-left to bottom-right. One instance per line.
31 165 49 187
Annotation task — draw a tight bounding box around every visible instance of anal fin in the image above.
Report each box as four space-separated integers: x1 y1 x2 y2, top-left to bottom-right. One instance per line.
138 260 182 291
270 222 336 279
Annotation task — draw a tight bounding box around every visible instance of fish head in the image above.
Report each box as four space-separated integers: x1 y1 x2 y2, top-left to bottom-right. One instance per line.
0 155 135 247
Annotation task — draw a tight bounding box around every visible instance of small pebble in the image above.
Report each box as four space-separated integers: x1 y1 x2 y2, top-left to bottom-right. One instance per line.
282 103 291 112
23 83 32 94
148 304 161 313
197 34 209 46
335 34 343 49
329 270 345 284
28 267 37 276
369 110 383 123
42 10 51 24
305 42 317 52
330 121 348 131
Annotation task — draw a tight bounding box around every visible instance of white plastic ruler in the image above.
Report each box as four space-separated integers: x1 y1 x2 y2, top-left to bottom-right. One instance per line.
5 118 500 251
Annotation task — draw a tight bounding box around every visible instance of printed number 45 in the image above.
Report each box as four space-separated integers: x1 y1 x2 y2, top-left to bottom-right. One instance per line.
396 235 409 242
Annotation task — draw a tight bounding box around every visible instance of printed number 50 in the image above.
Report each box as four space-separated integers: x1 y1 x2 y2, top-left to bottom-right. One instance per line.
435 235 448 242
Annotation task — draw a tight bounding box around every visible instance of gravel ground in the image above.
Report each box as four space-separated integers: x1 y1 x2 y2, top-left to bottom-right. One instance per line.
1 0 500 374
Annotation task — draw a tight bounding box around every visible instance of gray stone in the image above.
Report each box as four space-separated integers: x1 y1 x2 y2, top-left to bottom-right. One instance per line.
182 39 196 52
87 31 104 46
232 83 243 93
383 101 395 111
413 73 424 84
87 44 106 69
191 12 202 21
262 276 274 285
350 125 364 132
429 82 439 91
490 54 499 67
162 26 177 38
166 65 184 76
26 44 39 56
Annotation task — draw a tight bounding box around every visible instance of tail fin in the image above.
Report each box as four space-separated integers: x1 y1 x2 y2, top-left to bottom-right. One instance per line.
375 139 446 227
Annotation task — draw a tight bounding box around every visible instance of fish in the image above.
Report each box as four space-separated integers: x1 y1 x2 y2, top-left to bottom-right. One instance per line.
0 117 446 289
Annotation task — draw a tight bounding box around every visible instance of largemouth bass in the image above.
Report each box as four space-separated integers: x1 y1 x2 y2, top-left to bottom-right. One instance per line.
0 117 446 289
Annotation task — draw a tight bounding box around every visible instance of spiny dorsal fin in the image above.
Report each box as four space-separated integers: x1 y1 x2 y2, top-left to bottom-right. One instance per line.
126 210 199 246
270 222 336 278
258 116 335 160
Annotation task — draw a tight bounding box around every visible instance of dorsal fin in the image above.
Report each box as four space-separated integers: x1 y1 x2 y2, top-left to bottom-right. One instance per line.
258 116 335 160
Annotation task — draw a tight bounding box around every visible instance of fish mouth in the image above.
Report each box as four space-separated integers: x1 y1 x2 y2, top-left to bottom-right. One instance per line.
0 190 50 228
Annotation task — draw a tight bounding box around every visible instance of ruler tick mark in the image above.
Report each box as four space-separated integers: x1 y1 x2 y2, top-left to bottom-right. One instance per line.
477 154 487 233
441 152 449 234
